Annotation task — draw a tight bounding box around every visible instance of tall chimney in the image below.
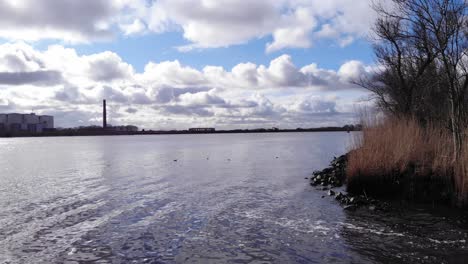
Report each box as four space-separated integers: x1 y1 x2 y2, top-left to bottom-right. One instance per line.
103 99 107 129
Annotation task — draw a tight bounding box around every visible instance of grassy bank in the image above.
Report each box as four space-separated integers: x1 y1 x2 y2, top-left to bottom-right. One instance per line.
346 118 468 207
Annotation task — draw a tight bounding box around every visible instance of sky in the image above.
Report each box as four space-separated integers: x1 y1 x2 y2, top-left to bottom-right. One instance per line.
0 0 378 130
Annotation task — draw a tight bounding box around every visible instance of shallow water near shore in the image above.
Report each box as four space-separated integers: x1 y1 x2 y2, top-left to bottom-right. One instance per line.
0 132 467 263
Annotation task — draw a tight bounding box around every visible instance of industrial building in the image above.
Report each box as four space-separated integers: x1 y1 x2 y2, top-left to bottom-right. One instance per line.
101 100 139 132
188 128 216 132
0 113 54 133
111 125 139 132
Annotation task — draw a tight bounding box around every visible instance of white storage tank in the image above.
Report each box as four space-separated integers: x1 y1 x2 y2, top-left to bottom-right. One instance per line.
24 114 39 124
39 115 54 129
6 113 23 124
0 114 6 131
0 113 54 132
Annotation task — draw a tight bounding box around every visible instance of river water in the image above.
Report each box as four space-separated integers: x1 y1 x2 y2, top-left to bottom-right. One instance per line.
0 132 467 263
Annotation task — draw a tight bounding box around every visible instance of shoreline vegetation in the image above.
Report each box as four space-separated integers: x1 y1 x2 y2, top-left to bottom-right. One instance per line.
347 118 467 207
309 154 392 211
311 119 467 210
311 0 468 209
0 126 360 138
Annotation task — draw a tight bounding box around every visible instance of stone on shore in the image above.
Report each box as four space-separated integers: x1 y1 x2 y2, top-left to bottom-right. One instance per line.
309 154 391 212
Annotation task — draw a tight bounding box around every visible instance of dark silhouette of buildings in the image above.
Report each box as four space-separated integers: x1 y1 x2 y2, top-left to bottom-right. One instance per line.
0 113 54 133
189 128 216 132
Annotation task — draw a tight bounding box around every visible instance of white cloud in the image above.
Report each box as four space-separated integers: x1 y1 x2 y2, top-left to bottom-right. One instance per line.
0 42 371 129
0 0 376 52
145 0 376 52
338 60 373 82
120 19 146 36
178 89 226 106
266 7 316 53
139 60 206 87
259 54 307 87
0 42 45 72
0 0 114 42
0 0 148 42
86 51 134 81
289 96 337 113
148 0 281 48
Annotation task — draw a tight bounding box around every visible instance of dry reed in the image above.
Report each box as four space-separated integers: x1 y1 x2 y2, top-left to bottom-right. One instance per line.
347 117 468 205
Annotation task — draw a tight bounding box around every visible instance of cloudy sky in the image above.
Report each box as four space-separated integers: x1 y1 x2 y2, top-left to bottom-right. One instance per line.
0 0 377 129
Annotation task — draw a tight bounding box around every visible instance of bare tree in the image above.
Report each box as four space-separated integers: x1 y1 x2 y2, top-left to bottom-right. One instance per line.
361 0 468 158
413 0 468 157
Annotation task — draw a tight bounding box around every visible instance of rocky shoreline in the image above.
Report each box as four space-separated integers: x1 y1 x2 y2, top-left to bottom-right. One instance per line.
308 154 391 211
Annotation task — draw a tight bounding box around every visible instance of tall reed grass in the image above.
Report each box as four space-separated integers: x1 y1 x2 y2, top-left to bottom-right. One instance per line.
347 117 468 206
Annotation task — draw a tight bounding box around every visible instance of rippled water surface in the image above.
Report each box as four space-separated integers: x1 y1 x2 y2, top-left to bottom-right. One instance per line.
0 133 467 263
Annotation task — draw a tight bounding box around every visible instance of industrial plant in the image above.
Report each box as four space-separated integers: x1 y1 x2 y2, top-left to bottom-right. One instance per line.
188 128 216 132
100 100 138 132
0 113 54 133
0 100 138 136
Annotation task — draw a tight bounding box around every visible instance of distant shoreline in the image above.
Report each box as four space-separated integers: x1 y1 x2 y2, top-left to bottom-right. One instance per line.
0 127 358 138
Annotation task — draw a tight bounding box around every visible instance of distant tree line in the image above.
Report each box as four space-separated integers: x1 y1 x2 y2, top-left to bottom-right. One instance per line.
359 0 468 158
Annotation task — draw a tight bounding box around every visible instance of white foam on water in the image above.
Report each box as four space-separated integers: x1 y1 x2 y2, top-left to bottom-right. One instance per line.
428 238 466 245
339 222 406 237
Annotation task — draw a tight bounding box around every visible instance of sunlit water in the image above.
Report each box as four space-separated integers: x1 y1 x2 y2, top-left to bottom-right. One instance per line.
0 133 467 263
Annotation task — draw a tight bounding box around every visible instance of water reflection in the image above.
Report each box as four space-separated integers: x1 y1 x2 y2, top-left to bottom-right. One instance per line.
0 133 467 263
340 205 468 263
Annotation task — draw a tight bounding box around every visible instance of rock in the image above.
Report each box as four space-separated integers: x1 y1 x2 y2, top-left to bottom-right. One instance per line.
344 205 357 211
335 192 344 200
309 153 395 213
